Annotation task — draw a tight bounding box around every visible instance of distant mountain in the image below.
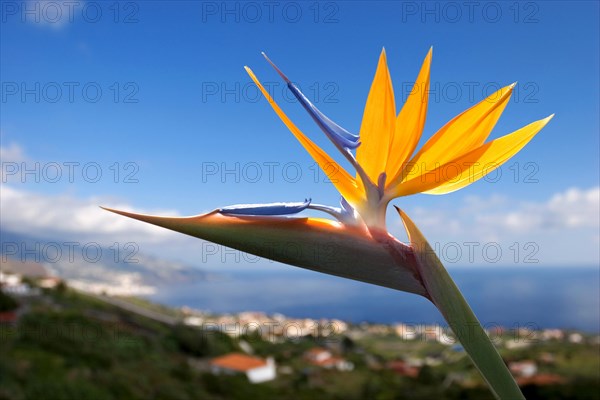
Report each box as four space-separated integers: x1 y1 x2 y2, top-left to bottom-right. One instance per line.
0 229 209 295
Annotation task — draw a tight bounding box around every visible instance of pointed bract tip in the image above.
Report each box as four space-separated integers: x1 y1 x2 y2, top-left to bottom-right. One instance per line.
393 205 407 220
101 206 129 216
393 205 409 221
393 206 416 244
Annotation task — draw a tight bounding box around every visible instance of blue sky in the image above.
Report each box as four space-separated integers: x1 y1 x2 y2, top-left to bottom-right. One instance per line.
1 1 599 268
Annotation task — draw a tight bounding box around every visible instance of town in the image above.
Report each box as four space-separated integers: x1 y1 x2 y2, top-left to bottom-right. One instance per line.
1 263 598 399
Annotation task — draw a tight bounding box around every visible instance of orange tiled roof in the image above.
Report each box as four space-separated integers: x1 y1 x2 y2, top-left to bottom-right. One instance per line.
211 353 267 372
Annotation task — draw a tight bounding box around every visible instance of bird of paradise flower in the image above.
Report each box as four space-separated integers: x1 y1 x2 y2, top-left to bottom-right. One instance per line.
105 48 552 399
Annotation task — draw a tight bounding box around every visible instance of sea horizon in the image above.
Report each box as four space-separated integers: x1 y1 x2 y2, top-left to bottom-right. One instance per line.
147 265 600 333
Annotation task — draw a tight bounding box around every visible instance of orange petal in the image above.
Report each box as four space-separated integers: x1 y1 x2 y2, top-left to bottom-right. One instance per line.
392 115 553 196
356 49 396 182
398 83 515 185
387 48 432 184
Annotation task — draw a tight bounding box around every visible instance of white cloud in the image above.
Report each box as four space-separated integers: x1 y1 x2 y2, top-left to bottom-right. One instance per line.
0 185 179 245
399 187 600 266
409 187 599 235
477 187 599 232
0 142 182 245
0 142 28 183
0 142 26 163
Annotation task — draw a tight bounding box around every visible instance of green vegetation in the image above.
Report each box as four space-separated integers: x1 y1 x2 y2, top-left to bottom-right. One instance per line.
0 287 598 400
114 296 186 319
0 290 19 312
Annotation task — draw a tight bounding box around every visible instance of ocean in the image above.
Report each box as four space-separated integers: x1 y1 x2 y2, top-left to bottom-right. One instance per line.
148 266 600 332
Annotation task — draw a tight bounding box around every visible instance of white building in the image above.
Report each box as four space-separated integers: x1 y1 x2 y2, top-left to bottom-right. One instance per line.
183 316 204 326
509 360 538 378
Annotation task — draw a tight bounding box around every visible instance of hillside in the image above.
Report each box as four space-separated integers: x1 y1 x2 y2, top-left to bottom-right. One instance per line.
0 229 208 295
0 284 598 400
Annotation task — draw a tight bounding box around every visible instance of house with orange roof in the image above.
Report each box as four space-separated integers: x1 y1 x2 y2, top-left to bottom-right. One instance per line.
210 353 276 383
303 347 354 371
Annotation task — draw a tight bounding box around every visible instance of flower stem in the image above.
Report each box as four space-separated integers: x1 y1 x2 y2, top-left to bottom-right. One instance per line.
397 207 525 400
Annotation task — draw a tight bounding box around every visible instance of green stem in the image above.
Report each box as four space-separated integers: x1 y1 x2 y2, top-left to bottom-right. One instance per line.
397 207 525 400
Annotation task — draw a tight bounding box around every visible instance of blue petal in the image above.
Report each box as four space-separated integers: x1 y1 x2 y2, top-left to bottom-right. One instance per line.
288 83 360 149
340 197 354 217
219 199 311 216
262 53 360 150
